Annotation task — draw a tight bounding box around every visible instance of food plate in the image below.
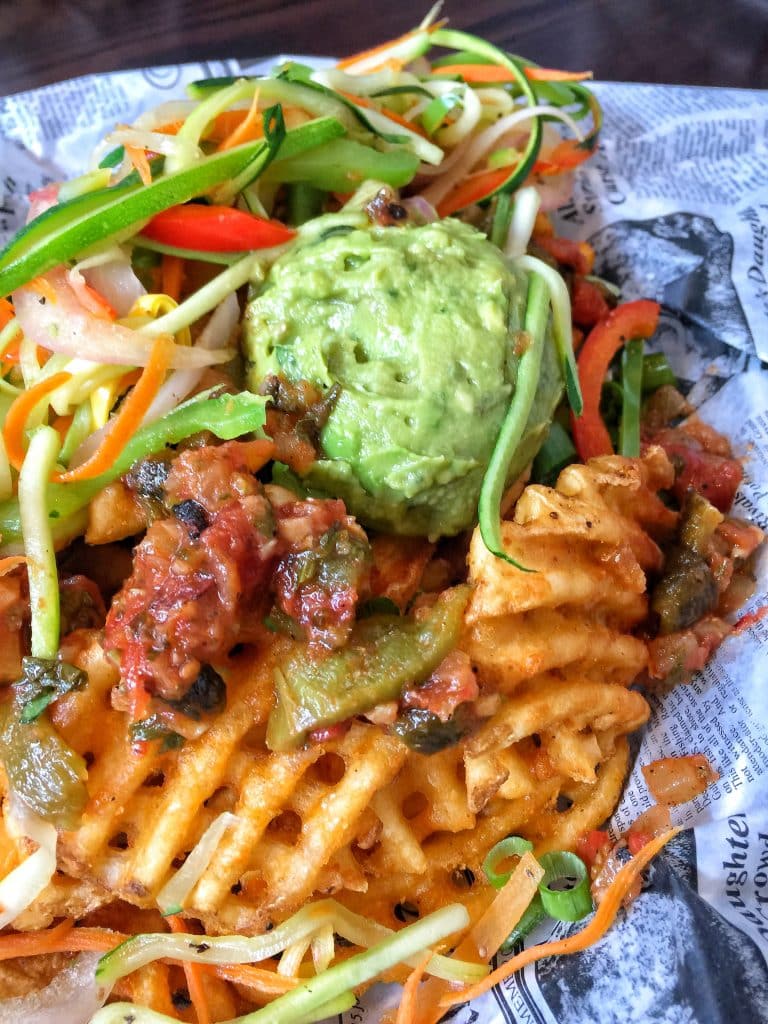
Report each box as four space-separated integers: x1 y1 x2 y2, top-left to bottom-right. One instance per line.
0 48 767 1024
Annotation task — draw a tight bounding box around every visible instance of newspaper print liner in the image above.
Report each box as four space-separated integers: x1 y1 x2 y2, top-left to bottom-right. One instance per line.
2 62 768 1024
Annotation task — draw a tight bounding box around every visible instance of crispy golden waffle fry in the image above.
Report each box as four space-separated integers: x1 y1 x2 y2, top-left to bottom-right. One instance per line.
2 454 664 947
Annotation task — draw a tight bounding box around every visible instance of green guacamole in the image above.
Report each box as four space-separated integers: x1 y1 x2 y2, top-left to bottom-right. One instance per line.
244 214 561 537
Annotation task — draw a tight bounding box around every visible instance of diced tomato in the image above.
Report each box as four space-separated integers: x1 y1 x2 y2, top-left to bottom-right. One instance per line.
651 430 743 512
571 276 611 328
576 829 611 869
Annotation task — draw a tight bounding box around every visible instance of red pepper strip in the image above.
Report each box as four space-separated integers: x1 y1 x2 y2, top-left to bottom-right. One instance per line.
141 205 296 253
436 167 510 218
571 299 660 461
433 64 592 83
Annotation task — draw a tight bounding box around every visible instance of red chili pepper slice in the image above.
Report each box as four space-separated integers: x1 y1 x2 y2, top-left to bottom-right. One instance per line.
571 299 660 461
141 204 296 252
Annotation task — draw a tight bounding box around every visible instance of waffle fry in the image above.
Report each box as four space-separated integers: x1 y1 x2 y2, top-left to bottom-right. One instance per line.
0 453 676 1017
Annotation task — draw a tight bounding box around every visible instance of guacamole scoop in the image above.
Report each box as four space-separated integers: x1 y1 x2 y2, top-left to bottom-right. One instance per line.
244 215 562 537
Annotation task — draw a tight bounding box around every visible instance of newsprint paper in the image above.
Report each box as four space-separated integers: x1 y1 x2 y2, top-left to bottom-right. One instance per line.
1 60 767 1024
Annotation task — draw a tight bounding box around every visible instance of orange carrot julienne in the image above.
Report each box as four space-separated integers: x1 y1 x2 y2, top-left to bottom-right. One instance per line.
53 336 171 483
395 950 432 1024
3 371 73 471
168 915 211 1024
432 64 592 84
525 67 593 81
213 963 298 997
0 921 125 961
161 254 184 303
337 25 435 70
125 144 153 186
439 829 681 1010
436 167 510 218
218 87 262 151
0 297 13 329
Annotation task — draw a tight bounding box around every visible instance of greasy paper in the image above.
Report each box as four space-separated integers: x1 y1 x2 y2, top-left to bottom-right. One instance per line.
1 64 767 1024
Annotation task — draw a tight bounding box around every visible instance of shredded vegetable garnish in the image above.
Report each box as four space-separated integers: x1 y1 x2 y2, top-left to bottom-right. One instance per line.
439 829 681 1011
157 812 239 916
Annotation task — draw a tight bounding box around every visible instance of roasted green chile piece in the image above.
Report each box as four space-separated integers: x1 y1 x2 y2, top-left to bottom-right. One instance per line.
0 704 88 830
651 545 718 635
266 585 470 750
391 704 475 755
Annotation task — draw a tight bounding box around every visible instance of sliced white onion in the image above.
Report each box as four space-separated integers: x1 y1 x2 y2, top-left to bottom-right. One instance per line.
133 99 199 131
82 260 147 318
105 127 182 159
0 798 57 929
0 953 109 1024
420 103 586 207
504 185 541 259
12 270 232 369
401 195 438 223
156 811 239 916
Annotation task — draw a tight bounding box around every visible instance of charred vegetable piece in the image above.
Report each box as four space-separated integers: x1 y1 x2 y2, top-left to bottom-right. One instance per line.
130 715 185 751
14 656 87 723
679 489 723 556
651 545 718 635
392 703 474 754
166 665 227 719
0 704 88 830
266 585 470 750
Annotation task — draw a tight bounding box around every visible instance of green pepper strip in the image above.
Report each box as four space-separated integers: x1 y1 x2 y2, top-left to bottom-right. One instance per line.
428 28 543 200
0 116 344 298
264 137 420 192
619 337 644 457
0 390 268 552
266 585 470 751
478 273 549 570
642 351 676 393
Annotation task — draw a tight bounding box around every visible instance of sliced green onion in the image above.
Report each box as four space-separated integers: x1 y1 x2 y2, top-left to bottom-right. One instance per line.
642 351 676 393
532 420 577 485
478 272 548 569
515 253 583 416
421 92 462 136
619 337 644 457
538 850 593 921
19 427 61 659
482 836 534 889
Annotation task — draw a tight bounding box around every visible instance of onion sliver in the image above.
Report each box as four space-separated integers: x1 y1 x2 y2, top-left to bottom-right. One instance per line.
0 953 109 1024
641 754 719 806
12 270 232 369
0 798 57 929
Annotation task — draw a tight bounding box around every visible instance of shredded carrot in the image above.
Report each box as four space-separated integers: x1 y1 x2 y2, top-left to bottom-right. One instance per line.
53 336 171 483
3 371 73 471
439 829 681 1010
26 276 58 304
52 413 74 445
168 915 211 1024
0 922 125 961
533 139 594 176
0 555 26 577
218 87 262 151
155 120 184 136
161 255 185 303
77 282 117 320
436 167 510 218
213 963 298 998
525 67 593 82
337 27 425 70
395 951 432 1024
126 144 153 186
338 91 428 137
433 64 591 84
0 297 13 329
